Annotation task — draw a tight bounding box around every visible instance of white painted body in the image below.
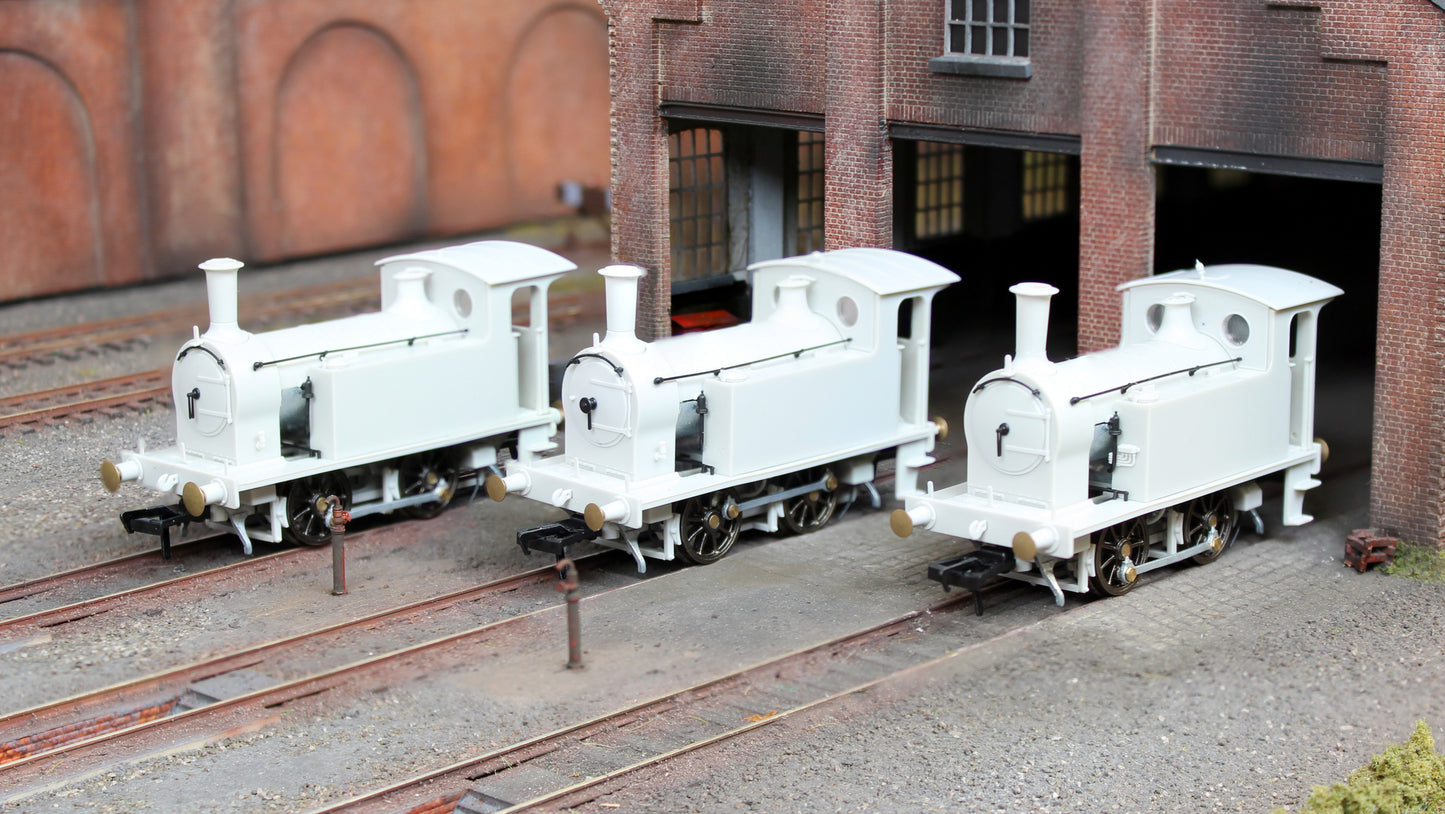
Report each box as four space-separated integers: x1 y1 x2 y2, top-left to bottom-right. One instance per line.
900 264 1342 603
104 241 573 552
501 248 959 569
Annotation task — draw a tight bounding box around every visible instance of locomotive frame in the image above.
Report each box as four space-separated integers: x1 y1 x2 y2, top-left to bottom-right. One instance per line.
489 248 960 571
894 264 1343 606
101 241 575 556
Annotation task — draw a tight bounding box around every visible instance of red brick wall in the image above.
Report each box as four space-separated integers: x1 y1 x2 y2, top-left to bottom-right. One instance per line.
0 1 610 300
602 1 703 341
139 0 245 278
1152 1 1387 163
229 0 612 263
1332 3 1445 547
1075 0 1155 352
824 0 892 249
660 0 824 115
0 0 145 298
885 1 1083 134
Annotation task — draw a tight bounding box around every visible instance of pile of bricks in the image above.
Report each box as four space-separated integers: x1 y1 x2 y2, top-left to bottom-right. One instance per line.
1345 529 1398 573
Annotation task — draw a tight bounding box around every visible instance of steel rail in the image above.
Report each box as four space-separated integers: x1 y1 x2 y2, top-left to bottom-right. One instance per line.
0 370 172 432
0 556 606 757
0 369 168 414
301 587 1009 814
0 537 243 610
0 545 310 635
519 597 1069 813
0 574 646 802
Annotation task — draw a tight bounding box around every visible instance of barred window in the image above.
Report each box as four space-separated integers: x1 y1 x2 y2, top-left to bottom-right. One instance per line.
914 141 965 240
669 128 728 280
790 131 825 255
1021 151 1069 220
948 0 1030 58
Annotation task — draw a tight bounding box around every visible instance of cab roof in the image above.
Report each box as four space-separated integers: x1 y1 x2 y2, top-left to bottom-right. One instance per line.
1118 263 1343 312
377 240 577 285
749 248 960 296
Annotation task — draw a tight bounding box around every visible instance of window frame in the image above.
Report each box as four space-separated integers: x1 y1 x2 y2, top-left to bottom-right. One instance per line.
668 127 730 283
929 0 1033 79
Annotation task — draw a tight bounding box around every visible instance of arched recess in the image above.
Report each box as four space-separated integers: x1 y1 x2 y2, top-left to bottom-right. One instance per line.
503 6 610 214
269 23 427 258
0 51 100 299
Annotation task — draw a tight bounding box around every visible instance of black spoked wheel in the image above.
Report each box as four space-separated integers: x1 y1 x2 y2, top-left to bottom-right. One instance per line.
675 490 741 565
781 468 839 534
283 472 352 546
1090 516 1150 596
1185 491 1239 565
399 450 460 519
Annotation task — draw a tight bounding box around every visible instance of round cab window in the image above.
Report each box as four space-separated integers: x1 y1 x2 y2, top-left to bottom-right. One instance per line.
1223 314 1250 346
1145 303 1164 333
453 289 472 318
837 296 859 327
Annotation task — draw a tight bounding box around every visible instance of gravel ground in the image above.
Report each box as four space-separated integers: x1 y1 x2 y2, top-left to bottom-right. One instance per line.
2 230 1436 813
1 411 179 582
571 473 1445 814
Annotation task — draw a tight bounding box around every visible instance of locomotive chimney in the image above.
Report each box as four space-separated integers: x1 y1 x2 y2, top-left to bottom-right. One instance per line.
598 264 646 352
198 257 247 341
1010 282 1059 367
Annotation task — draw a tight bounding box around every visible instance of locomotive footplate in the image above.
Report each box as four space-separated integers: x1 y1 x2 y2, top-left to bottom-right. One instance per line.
120 504 196 561
928 547 1016 616
517 516 599 561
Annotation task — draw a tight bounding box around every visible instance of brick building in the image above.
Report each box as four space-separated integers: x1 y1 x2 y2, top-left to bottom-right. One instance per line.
599 0 1445 545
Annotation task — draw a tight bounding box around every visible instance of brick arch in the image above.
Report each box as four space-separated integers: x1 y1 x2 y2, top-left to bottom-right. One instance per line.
0 50 101 299
501 5 611 214
263 22 427 259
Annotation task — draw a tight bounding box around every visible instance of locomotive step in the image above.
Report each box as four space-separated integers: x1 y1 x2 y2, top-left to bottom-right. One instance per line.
516 517 599 560
928 548 1015 615
119 504 196 561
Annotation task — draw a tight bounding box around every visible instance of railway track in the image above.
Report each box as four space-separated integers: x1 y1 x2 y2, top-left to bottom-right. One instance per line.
0 536 248 618
0 554 614 768
305 583 1036 814
0 279 376 372
0 278 376 432
0 556 646 802
0 544 307 637
0 368 171 433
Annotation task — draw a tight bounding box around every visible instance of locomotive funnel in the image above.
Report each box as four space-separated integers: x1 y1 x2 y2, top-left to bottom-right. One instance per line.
599 264 646 351
1009 282 1059 367
199 257 247 341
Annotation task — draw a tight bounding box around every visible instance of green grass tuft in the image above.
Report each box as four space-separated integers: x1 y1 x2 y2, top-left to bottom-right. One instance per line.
1382 541 1445 584
1275 722 1445 813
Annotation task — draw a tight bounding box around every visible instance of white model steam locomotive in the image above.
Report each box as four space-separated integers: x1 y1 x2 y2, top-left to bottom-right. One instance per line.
893 263 1341 606
100 241 574 556
486 248 959 570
